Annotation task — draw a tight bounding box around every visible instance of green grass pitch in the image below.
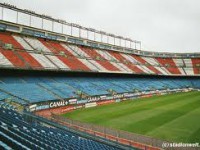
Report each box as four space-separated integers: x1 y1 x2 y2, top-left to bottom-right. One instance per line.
62 91 200 143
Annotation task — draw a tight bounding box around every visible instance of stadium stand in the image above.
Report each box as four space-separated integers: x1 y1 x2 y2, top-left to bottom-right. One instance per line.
0 76 199 104
0 102 121 150
0 3 199 149
0 32 199 76
155 58 182 74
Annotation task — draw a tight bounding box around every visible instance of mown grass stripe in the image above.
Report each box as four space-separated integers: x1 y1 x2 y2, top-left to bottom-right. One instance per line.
62 91 200 143
125 96 200 134
98 91 199 125
188 128 200 143
146 107 200 142
65 91 199 124
101 95 200 129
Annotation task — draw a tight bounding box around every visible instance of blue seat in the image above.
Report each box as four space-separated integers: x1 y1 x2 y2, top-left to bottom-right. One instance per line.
0 76 199 104
0 104 120 149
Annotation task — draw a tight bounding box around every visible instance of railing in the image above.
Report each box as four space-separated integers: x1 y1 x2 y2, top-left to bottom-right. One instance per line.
51 114 167 150
25 111 133 150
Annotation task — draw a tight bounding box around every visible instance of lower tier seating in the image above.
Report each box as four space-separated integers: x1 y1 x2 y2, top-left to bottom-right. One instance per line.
0 102 119 150
0 76 199 103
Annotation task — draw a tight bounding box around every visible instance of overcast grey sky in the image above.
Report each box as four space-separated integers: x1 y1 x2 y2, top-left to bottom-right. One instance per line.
1 0 200 53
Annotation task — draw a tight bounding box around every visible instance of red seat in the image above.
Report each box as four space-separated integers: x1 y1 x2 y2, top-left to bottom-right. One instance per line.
155 58 181 74
79 46 120 71
108 51 144 73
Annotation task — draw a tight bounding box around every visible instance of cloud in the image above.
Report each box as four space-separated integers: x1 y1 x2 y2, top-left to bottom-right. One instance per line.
1 0 200 53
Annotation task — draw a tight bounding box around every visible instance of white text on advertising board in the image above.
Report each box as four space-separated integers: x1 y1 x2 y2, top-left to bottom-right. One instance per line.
49 101 68 108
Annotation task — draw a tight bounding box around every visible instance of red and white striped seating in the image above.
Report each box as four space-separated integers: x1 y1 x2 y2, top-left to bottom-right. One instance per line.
0 32 199 76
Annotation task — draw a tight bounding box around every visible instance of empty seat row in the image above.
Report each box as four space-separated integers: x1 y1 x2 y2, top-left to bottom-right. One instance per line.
0 32 199 75
0 76 199 104
0 103 119 150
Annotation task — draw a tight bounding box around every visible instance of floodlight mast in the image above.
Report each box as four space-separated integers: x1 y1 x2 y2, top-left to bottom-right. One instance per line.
0 2 141 50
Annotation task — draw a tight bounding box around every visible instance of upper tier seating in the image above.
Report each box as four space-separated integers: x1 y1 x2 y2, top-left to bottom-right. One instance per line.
191 58 200 74
0 32 199 76
155 58 182 74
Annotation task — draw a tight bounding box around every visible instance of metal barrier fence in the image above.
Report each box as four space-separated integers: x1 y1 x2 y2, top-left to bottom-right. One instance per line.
51 114 166 150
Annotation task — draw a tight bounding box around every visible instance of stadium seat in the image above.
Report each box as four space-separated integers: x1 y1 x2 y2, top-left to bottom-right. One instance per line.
0 76 198 104
0 103 119 150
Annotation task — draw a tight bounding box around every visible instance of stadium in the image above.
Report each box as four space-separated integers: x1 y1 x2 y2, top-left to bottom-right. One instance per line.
0 2 200 150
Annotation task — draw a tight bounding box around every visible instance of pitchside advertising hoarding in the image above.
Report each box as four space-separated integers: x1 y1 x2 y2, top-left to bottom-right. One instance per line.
29 99 72 111
29 93 132 111
49 100 69 108
49 99 77 108
29 91 168 111
77 99 88 104
86 94 124 102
